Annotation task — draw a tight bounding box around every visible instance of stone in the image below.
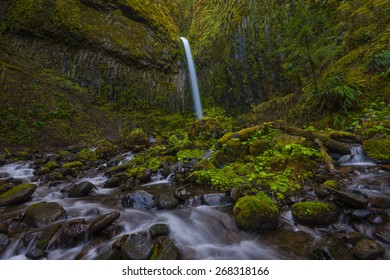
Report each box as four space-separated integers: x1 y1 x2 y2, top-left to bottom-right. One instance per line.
174 187 189 201
0 183 37 206
25 247 48 260
150 237 182 260
352 239 385 259
122 191 154 209
156 193 180 210
311 237 353 260
68 181 95 197
60 220 89 248
46 171 64 181
343 232 365 245
233 193 279 233
149 224 170 239
88 211 120 236
291 201 339 225
25 202 66 228
368 213 389 226
103 176 122 189
368 197 390 209
202 193 232 206
121 232 152 260
327 188 368 209
351 209 371 219
0 223 8 234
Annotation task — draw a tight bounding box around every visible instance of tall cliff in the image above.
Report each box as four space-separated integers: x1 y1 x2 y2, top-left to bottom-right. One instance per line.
0 0 192 147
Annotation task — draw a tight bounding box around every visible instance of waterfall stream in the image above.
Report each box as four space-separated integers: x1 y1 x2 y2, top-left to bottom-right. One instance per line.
180 37 204 119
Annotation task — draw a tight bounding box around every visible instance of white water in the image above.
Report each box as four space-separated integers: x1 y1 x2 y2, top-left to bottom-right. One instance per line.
180 37 204 119
0 162 34 182
338 146 376 166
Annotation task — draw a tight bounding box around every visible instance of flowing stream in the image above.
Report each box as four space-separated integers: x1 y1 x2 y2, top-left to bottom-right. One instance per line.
0 147 389 260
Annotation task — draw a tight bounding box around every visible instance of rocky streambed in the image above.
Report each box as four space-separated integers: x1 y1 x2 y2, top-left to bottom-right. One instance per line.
0 148 389 260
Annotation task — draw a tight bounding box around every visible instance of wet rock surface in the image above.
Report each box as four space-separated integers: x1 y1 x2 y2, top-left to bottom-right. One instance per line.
311 237 353 260
121 232 152 260
0 184 37 206
67 181 95 197
352 239 385 260
25 202 65 228
122 191 155 209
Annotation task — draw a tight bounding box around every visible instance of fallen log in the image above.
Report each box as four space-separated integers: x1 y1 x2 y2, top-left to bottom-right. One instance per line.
270 121 351 155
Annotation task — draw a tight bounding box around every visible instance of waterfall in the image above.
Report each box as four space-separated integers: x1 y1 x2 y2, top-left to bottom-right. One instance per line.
338 146 376 166
180 37 204 119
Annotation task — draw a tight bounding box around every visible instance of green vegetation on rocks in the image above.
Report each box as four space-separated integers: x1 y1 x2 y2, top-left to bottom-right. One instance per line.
363 138 390 163
291 201 339 226
233 193 279 233
0 183 37 206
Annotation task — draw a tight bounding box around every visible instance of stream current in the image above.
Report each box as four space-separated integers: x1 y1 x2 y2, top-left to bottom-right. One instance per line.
0 151 389 260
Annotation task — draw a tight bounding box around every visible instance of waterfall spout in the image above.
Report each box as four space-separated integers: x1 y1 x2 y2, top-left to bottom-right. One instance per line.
180 37 204 119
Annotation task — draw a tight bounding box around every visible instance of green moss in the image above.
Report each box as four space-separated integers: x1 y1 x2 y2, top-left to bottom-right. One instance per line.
193 158 215 171
75 149 98 162
233 194 279 233
291 201 339 225
61 161 84 169
176 149 204 162
323 180 338 189
363 138 390 163
188 117 224 140
45 161 58 170
248 139 269 156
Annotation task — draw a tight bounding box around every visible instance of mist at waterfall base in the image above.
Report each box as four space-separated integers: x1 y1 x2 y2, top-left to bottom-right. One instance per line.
180 37 204 119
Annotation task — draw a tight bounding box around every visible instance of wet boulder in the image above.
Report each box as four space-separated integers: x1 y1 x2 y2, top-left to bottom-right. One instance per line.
121 232 152 260
103 176 122 189
122 190 154 209
150 237 182 260
188 117 224 140
23 224 62 259
0 183 37 206
174 187 189 202
291 201 339 226
0 233 10 253
233 193 279 233
368 213 389 226
156 193 180 210
327 188 368 209
311 237 353 260
352 239 385 259
68 181 95 197
60 220 89 248
149 224 170 239
25 202 66 228
88 211 120 236
202 193 232 206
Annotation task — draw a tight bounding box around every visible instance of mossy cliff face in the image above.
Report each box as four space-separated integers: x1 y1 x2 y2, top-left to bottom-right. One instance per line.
1 0 187 114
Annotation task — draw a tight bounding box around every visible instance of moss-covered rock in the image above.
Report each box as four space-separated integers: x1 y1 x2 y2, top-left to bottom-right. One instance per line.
233 193 279 233
0 183 37 206
212 139 248 165
188 117 224 140
124 128 149 149
291 201 339 226
249 139 269 156
363 138 390 163
193 158 215 171
322 180 338 189
25 202 65 228
150 237 181 260
61 161 84 169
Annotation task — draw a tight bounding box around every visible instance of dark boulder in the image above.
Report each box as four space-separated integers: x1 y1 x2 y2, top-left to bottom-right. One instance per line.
121 232 152 260
150 237 182 260
291 201 339 226
25 202 65 228
327 188 368 209
311 237 353 260
149 224 170 239
68 181 95 197
352 239 385 259
156 193 180 210
103 176 122 189
122 191 154 210
88 211 120 236
0 233 10 253
0 183 37 206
